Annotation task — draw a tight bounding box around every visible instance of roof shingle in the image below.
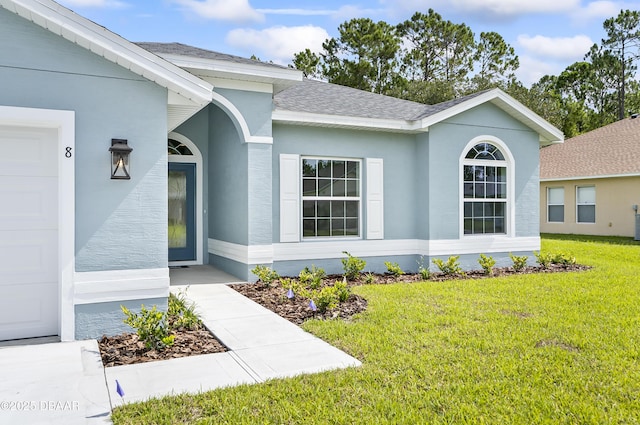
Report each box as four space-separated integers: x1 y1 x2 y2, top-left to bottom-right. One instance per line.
540 116 640 179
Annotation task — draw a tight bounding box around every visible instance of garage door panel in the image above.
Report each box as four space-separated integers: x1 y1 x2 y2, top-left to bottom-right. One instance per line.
0 126 57 177
0 122 58 340
0 176 57 231
0 284 58 340
0 231 57 285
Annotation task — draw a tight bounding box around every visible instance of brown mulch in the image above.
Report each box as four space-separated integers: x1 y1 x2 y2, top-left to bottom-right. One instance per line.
98 327 227 367
98 263 589 367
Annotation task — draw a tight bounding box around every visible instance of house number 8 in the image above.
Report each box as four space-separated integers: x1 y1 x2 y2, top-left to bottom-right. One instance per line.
65 147 72 158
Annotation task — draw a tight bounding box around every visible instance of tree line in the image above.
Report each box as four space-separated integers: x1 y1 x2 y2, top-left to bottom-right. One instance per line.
291 9 640 137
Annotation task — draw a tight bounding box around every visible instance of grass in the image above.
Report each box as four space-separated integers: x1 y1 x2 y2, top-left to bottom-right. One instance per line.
112 235 640 424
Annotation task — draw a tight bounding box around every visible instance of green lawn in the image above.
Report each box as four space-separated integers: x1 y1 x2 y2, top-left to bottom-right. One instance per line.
112 235 640 424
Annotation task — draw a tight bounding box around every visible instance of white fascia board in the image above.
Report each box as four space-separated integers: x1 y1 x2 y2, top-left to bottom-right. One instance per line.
1 0 213 106
419 89 564 146
158 54 303 85
272 109 424 133
540 173 640 182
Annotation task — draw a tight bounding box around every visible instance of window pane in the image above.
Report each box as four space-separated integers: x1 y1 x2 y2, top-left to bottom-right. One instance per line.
464 219 473 234
346 218 359 236
318 179 332 196
497 183 507 199
464 183 474 198
346 180 358 197
578 205 595 223
346 161 359 178
486 183 496 199
332 200 345 216
464 202 472 217
333 161 346 178
317 201 330 217
317 219 330 236
318 160 331 177
303 201 316 218
474 167 485 181
484 202 494 216
495 218 505 233
473 203 483 217
548 205 564 222
302 179 316 196
548 187 564 205
474 218 484 233
332 218 345 235
302 159 317 177
577 186 595 204
333 179 346 196
484 219 495 233
486 167 496 182
497 167 507 182
494 202 505 217
303 219 315 237
464 166 474 181
475 183 485 198
346 201 358 217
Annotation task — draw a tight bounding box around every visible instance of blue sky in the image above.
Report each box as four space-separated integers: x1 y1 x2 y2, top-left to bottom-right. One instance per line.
58 0 639 86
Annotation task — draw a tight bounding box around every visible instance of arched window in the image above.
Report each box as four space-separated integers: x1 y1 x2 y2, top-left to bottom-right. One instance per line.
462 142 508 235
168 139 193 156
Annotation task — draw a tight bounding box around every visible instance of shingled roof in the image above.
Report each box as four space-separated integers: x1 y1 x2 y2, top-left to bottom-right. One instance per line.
273 78 488 121
540 116 640 180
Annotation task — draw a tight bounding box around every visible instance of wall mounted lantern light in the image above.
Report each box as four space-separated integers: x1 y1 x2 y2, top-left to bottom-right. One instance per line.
109 139 132 180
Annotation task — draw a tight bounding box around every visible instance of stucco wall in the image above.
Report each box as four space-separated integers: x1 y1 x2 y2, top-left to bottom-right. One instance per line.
540 176 640 237
0 8 168 272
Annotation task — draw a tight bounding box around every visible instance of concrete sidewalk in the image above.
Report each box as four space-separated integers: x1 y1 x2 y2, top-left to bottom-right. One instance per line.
0 284 361 424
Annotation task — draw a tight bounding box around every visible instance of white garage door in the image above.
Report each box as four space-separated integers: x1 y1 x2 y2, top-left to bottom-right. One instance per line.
0 125 58 340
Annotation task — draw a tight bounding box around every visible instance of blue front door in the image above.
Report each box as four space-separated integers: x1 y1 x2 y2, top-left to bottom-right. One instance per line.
168 162 196 262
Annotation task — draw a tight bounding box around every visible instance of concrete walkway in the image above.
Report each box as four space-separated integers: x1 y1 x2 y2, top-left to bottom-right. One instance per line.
0 284 361 424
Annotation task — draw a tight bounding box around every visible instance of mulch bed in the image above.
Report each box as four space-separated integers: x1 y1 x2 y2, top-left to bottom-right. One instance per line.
98 327 227 367
98 263 589 367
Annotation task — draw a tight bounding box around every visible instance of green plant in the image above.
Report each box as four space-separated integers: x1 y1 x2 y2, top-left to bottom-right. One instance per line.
167 291 201 331
478 253 496 276
333 278 351 302
510 253 528 272
341 251 366 281
384 261 404 276
121 304 174 350
251 265 280 285
299 265 326 290
417 256 431 280
363 272 376 284
534 251 553 268
553 252 577 265
312 286 340 313
432 256 463 275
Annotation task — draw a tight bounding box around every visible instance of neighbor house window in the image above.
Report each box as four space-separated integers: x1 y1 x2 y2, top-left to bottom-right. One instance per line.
576 186 595 223
463 142 507 235
547 187 565 222
302 158 360 238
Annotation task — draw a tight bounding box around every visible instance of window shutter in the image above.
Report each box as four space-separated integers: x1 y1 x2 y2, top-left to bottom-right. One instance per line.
366 158 384 240
280 154 300 242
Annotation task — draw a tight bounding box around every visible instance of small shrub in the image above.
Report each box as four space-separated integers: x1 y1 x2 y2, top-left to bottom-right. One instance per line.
299 265 326 290
553 252 576 265
342 251 366 281
510 253 528 272
384 261 404 276
478 254 496 276
363 272 376 284
313 286 340 313
417 256 430 280
167 291 201 331
333 278 351 302
534 251 553 269
121 304 174 350
251 265 280 285
432 256 463 275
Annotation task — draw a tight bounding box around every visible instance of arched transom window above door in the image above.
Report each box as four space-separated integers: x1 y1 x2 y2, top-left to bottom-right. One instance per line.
168 139 193 156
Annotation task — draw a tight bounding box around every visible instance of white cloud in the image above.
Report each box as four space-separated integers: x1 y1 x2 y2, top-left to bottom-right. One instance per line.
225 26 330 64
255 5 385 20
516 55 562 86
571 1 626 23
59 0 127 8
172 0 263 23
380 0 580 18
517 34 593 61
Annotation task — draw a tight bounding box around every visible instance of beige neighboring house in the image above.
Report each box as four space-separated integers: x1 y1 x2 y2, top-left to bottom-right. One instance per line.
540 115 640 237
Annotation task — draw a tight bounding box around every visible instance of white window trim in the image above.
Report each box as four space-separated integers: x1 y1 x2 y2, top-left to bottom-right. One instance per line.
459 136 515 238
301 156 363 240
168 132 204 265
546 186 565 223
576 185 596 224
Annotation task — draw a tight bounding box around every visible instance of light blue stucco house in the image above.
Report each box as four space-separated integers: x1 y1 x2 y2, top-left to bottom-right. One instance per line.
0 0 563 342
